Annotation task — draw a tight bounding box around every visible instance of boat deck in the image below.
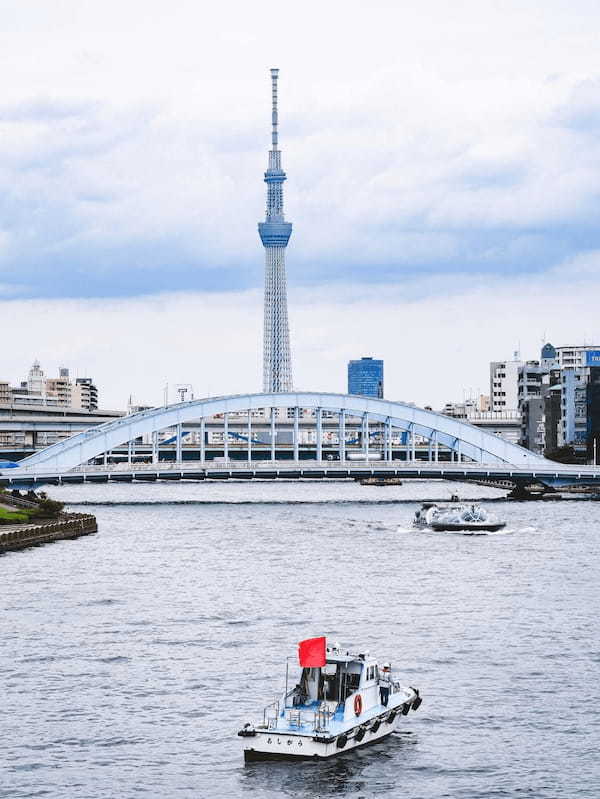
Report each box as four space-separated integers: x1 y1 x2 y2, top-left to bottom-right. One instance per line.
271 697 402 737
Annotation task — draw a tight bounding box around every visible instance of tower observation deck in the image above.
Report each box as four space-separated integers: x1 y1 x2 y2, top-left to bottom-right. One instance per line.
258 68 293 392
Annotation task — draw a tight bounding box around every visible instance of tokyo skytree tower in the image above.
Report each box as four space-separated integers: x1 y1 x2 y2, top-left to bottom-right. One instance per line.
258 68 293 392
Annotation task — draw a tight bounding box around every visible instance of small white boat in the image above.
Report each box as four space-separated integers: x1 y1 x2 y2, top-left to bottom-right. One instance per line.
413 502 506 532
238 637 421 761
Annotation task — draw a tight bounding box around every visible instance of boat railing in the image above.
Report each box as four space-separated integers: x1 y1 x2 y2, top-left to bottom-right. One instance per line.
314 703 334 732
263 700 280 729
267 698 335 731
287 704 333 731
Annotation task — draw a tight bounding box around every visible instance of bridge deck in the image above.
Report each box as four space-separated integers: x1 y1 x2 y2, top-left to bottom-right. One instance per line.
3 461 600 488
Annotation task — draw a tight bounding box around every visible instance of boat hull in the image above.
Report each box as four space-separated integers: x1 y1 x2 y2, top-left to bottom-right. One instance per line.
430 522 506 532
242 709 402 761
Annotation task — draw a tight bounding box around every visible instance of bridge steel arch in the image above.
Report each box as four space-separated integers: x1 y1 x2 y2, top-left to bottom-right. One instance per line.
15 392 548 474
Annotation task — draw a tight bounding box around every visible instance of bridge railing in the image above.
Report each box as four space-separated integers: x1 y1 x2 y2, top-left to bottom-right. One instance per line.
60 460 600 475
68 459 480 473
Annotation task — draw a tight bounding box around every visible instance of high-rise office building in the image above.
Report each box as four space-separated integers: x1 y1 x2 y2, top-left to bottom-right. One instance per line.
540 342 558 369
73 377 99 411
258 68 293 393
555 344 600 369
517 345 559 453
586 366 600 462
27 360 45 395
558 348 600 454
347 357 384 398
2 362 99 410
46 367 72 406
490 358 523 411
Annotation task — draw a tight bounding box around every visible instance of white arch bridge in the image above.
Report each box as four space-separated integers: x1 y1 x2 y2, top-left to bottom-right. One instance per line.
2 392 599 490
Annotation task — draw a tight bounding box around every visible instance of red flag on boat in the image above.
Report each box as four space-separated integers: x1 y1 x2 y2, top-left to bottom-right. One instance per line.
298 636 326 667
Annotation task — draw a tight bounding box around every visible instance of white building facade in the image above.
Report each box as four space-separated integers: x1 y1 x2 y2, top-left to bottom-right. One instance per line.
490 359 523 411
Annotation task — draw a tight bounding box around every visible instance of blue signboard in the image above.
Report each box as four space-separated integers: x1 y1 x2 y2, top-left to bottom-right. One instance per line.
585 350 600 367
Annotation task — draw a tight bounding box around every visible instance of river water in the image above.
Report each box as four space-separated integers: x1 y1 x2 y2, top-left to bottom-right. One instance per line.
2 480 599 798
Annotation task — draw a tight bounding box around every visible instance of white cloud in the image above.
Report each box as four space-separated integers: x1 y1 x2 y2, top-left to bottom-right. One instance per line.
1 262 599 410
1 0 600 295
1 1 600 410
552 249 600 277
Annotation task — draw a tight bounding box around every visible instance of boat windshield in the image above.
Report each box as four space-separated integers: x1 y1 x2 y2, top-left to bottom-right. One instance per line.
437 504 492 523
291 661 363 706
460 505 488 522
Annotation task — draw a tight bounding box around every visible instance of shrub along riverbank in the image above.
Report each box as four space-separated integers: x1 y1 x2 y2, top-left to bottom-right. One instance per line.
0 491 65 525
0 507 32 524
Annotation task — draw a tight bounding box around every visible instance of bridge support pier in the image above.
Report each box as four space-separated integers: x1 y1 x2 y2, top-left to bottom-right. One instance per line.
339 410 346 462
293 406 299 461
507 482 559 500
176 423 182 463
270 408 275 462
385 418 392 462
247 411 252 463
408 423 415 463
316 408 322 462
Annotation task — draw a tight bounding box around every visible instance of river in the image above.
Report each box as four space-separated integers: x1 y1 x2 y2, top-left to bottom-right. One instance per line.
2 480 599 798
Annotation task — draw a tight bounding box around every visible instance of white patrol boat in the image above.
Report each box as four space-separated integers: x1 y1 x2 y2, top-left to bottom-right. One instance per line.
238 637 421 761
413 502 506 532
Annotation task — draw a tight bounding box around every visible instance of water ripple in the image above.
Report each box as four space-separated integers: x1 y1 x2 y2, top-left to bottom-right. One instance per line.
2 480 599 798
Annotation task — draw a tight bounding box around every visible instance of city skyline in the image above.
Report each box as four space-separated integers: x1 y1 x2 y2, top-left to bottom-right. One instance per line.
0 0 599 408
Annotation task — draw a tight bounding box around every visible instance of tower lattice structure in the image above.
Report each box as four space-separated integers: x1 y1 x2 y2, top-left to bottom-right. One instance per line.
258 68 293 393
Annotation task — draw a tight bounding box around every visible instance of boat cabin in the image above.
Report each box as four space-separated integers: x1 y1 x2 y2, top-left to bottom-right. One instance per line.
286 646 388 720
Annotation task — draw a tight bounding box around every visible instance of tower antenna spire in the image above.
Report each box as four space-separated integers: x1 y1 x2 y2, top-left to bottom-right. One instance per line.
271 67 279 150
258 68 293 393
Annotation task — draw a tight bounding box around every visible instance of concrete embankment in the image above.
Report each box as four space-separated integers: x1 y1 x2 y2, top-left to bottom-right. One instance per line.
0 513 98 554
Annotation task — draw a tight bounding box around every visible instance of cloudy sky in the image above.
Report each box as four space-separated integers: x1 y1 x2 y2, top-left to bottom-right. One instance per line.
1 0 600 408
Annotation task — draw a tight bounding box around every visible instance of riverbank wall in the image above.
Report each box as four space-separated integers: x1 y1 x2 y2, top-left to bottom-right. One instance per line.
0 513 98 553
